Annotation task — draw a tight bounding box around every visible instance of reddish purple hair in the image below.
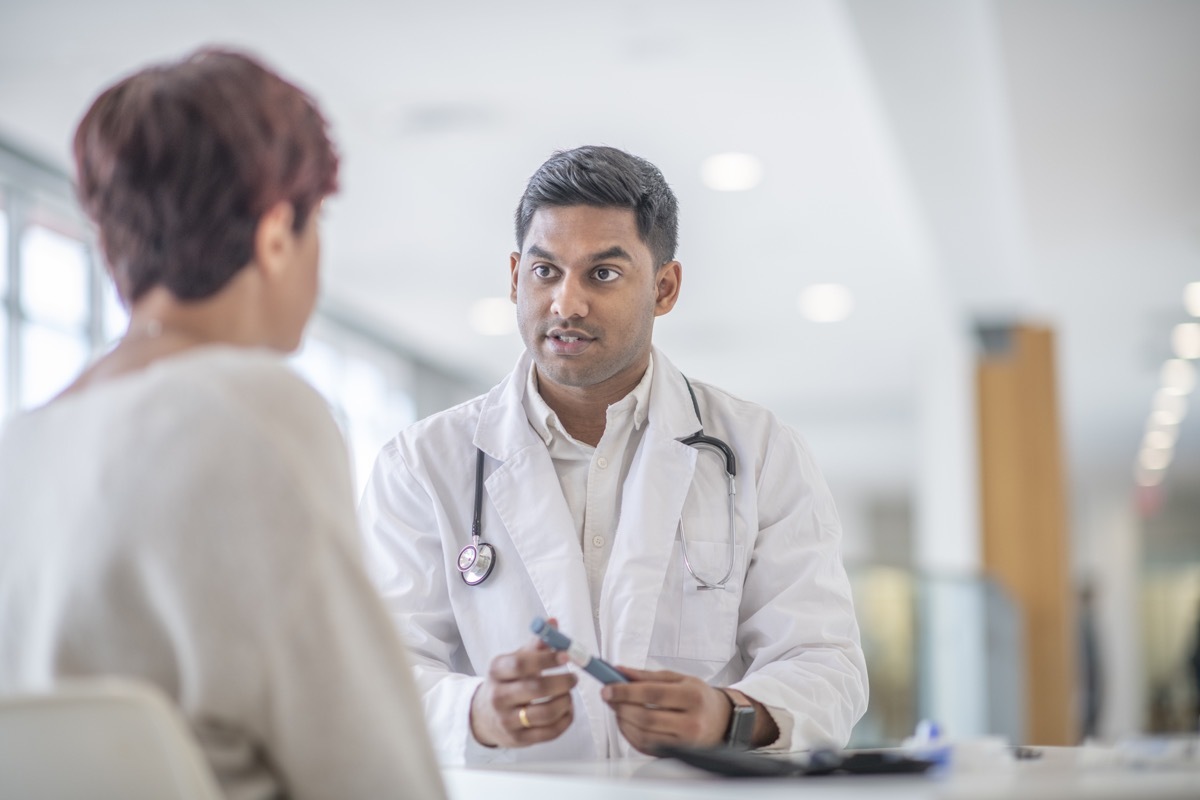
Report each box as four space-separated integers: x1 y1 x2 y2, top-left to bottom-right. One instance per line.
73 48 339 303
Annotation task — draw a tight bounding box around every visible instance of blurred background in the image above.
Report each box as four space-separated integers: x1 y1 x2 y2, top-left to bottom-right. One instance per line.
2 0 1198 746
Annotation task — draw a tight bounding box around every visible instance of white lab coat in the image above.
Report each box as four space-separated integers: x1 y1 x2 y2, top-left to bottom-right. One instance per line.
360 348 867 764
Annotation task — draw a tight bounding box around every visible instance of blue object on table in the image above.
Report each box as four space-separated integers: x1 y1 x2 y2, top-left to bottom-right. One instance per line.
530 617 629 684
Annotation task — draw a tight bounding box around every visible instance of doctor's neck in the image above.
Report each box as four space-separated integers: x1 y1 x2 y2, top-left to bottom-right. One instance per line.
534 366 647 447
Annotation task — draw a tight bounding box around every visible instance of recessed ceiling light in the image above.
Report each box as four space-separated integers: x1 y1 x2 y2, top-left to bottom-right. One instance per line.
1161 358 1197 395
1185 282 1200 317
469 297 516 336
1144 428 1177 450
701 153 763 192
1148 409 1182 430
797 283 854 323
1134 464 1165 487
1172 322 1200 359
1152 390 1188 423
1139 447 1173 472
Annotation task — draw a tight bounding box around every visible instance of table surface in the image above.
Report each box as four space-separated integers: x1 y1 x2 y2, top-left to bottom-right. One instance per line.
442 747 1200 800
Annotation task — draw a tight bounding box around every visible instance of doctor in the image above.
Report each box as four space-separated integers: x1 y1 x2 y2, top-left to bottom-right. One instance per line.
360 145 867 764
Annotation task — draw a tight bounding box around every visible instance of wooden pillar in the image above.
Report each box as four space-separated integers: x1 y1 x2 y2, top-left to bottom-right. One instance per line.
977 324 1075 745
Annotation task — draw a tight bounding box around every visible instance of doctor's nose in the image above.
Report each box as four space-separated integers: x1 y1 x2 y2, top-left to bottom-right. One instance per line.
550 277 590 320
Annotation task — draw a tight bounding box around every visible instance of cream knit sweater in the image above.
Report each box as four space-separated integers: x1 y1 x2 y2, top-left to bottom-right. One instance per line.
0 346 445 800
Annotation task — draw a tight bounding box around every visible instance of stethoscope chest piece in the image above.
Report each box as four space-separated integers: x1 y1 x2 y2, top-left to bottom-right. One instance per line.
458 541 496 585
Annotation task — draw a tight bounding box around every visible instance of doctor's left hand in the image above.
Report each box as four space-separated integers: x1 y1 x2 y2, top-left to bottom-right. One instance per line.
601 667 730 755
469 618 578 749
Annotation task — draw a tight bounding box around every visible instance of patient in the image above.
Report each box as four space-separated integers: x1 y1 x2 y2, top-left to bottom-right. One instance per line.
0 49 445 800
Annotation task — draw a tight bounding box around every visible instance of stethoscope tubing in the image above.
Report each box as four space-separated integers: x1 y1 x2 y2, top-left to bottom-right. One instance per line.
677 439 738 590
457 375 738 589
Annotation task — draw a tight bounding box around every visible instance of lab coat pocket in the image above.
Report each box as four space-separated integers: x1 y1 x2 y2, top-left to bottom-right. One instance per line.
650 540 745 662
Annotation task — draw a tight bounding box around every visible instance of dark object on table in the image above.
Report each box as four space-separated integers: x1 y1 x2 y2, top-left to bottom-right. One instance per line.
657 744 938 778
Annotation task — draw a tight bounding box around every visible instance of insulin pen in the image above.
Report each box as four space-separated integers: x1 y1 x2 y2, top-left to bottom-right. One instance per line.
530 617 629 684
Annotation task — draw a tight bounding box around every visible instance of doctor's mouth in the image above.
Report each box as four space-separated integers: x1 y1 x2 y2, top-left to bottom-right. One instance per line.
546 328 598 356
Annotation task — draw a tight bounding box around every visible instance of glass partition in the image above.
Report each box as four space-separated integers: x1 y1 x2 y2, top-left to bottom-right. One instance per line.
847 566 1023 746
1141 564 1200 733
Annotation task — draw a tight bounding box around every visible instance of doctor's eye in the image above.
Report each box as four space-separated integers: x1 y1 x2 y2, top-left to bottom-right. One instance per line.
532 264 558 279
593 267 619 282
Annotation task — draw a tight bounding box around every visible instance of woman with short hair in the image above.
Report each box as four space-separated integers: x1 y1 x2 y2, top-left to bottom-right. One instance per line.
0 48 445 800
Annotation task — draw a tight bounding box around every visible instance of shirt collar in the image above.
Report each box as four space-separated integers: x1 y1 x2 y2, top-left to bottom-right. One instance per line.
522 352 656 447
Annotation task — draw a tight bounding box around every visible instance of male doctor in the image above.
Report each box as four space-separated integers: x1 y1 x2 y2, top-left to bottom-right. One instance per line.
360 146 867 764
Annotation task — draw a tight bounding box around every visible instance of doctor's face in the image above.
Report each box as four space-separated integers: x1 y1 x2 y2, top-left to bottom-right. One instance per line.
510 205 681 395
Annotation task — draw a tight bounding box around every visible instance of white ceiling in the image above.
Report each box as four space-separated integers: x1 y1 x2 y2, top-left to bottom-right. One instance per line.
1 0 1197 499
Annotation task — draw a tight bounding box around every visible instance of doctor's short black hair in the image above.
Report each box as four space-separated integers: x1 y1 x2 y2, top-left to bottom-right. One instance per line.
514 146 679 267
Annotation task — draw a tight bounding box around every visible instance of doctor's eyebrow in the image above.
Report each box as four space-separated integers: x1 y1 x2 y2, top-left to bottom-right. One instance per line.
524 244 635 264
587 246 633 263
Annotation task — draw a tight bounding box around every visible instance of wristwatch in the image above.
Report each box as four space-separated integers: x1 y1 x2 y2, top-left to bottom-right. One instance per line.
722 689 756 750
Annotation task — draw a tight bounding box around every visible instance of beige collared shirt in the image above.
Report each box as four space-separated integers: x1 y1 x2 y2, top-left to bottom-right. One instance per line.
522 355 655 645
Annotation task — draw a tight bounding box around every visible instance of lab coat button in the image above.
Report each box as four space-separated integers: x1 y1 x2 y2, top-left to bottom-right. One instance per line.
596 457 609 469
592 535 605 548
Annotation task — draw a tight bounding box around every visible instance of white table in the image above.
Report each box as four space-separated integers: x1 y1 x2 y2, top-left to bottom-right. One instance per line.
442 748 1200 800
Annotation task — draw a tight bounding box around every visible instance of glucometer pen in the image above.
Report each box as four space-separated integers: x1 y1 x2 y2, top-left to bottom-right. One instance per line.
530 617 629 684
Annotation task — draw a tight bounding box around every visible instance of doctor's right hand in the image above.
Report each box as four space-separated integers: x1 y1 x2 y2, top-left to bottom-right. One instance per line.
469 618 578 748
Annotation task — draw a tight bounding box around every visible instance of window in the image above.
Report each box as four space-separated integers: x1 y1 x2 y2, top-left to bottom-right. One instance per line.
19 224 92 407
1 205 8 297
1 205 9 413
101 274 128 343
292 318 418 494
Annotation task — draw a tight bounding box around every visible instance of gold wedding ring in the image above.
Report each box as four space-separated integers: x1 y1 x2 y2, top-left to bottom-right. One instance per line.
518 706 532 729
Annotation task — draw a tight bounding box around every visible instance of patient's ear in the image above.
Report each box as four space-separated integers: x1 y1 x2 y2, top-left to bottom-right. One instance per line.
253 202 297 280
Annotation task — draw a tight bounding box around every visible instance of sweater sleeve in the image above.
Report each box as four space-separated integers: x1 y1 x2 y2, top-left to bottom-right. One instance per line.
218 361 448 798
259 530 448 800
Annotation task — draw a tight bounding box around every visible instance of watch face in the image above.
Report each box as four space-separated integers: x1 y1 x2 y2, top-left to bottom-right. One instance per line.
727 705 756 749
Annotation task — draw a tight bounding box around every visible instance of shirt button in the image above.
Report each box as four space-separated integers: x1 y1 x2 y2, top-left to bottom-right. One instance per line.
592 535 605 548
596 457 609 469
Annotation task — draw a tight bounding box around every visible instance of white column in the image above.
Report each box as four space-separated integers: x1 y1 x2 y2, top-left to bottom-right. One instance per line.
1091 494 1144 739
913 307 989 739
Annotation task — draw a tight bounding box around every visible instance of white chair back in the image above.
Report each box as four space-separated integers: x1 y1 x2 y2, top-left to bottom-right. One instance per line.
0 678 223 800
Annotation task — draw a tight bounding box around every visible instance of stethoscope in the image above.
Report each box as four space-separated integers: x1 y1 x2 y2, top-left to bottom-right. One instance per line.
457 377 738 589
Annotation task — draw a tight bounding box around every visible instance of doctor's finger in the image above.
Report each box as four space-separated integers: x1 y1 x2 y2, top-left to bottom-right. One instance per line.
617 667 685 683
489 647 569 681
510 694 573 731
508 695 573 748
494 671 578 708
613 713 680 756
603 680 692 711
611 702 689 739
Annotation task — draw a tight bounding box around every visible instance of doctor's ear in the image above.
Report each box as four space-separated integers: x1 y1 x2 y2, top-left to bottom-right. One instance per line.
509 252 521 302
654 261 682 316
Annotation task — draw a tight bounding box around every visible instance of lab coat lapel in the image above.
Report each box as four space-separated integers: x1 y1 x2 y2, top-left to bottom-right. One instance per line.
473 352 598 657
601 350 701 672
474 351 607 756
